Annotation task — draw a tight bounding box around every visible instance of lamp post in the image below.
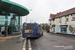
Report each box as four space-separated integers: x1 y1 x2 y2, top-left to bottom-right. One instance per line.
26 16 27 23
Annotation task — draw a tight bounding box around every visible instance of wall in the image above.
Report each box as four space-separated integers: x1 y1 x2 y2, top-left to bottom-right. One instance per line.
56 25 75 35
50 14 75 35
55 26 56 33
55 18 59 25
61 16 66 22
68 15 75 25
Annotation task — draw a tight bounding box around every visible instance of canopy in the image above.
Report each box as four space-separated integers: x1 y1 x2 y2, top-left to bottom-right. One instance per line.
0 0 29 16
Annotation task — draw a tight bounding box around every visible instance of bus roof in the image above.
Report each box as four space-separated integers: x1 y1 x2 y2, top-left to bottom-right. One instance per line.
23 23 38 25
23 23 43 27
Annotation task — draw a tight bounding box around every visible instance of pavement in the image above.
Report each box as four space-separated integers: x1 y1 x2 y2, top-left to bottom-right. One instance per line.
48 33 75 40
0 36 24 50
0 34 22 42
50 32 75 37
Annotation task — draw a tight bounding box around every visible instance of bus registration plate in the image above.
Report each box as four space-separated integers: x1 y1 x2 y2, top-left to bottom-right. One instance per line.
27 35 31 37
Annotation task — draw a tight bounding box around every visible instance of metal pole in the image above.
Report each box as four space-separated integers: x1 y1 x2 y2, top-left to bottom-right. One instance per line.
5 12 8 36
26 9 32 23
26 16 27 23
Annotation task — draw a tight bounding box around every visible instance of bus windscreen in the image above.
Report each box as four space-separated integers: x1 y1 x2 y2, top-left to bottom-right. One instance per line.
23 24 35 29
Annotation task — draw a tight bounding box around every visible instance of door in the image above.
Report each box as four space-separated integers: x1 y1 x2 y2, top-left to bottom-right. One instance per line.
60 25 67 33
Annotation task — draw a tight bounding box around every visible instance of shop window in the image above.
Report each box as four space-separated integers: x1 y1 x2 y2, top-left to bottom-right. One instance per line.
8 13 20 26
65 16 68 22
53 27 55 32
60 26 67 33
15 16 19 26
0 15 5 25
12 26 20 32
8 13 14 26
61 28 67 32
72 14 75 20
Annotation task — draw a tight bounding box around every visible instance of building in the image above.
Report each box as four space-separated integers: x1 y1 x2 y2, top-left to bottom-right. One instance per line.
49 7 75 35
0 0 29 37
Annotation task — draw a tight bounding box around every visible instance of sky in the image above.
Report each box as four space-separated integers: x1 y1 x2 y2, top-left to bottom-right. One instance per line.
10 0 75 24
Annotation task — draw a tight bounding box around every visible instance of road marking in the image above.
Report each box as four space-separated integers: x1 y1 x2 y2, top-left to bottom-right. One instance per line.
28 39 32 50
23 38 26 50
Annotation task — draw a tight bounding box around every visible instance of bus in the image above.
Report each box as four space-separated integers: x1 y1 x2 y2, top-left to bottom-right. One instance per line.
22 23 43 38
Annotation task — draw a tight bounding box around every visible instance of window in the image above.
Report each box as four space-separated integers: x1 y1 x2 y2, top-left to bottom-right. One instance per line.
53 27 55 32
59 18 61 23
37 25 43 31
53 19 55 24
72 14 75 20
61 26 67 32
50 21 51 25
65 16 68 22
24 24 35 29
50 23 51 25
0 15 5 25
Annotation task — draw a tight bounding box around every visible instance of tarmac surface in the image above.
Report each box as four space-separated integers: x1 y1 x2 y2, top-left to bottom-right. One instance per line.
30 32 75 50
0 32 75 50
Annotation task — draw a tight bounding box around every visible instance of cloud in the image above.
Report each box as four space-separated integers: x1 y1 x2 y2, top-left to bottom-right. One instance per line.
10 0 75 24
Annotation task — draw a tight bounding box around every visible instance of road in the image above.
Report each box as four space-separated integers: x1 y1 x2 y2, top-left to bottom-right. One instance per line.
0 32 75 50
30 32 75 50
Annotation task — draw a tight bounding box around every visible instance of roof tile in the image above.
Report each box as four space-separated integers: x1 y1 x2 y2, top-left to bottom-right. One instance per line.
50 7 75 19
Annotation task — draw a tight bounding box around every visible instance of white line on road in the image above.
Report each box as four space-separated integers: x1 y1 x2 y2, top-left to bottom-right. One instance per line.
23 38 26 50
28 39 32 50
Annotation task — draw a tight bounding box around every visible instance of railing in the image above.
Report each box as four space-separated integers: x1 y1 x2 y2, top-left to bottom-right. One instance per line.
12 32 21 36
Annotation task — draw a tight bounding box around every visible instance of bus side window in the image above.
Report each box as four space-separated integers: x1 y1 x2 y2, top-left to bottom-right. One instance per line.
37 25 43 31
39 27 42 31
37 25 39 31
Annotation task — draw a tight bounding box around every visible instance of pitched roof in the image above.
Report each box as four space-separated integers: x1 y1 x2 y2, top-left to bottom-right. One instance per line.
50 7 75 19
50 14 56 19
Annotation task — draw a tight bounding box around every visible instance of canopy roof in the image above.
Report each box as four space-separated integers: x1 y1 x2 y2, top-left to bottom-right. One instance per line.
0 0 29 16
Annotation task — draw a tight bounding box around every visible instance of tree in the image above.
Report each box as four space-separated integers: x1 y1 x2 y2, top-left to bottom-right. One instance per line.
40 23 49 30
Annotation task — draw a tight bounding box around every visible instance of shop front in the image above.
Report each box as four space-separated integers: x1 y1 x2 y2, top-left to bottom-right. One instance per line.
60 25 68 33
0 0 29 37
0 12 21 37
